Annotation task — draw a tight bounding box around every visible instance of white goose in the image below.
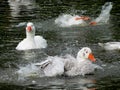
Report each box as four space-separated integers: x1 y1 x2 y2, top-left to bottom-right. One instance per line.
98 42 120 50
55 14 90 27
35 47 102 77
63 47 102 76
17 47 102 78
16 22 47 50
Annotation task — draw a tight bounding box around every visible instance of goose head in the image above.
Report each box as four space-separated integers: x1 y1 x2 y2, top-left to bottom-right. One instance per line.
76 47 96 62
26 22 35 38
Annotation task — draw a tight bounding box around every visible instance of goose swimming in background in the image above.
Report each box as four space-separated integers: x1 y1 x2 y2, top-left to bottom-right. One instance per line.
16 22 47 50
63 47 102 76
55 14 90 27
98 42 120 50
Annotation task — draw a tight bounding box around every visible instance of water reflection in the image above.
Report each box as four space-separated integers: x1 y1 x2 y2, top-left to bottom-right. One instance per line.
0 0 120 90
0 75 97 90
8 0 37 18
62 77 96 90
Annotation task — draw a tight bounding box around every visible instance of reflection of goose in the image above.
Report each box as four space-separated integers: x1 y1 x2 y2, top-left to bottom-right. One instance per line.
8 0 36 17
98 42 120 50
16 22 47 50
55 14 90 27
63 47 102 76
35 47 102 77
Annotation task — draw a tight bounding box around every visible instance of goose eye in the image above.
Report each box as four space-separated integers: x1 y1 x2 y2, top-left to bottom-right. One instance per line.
83 53 85 56
86 51 88 53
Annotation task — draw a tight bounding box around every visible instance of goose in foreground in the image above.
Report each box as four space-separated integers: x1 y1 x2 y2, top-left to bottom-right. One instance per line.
63 47 103 76
17 47 102 78
35 47 102 77
98 42 120 50
16 22 47 50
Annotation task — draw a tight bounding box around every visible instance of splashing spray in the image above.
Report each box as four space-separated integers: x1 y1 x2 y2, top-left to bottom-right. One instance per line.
95 2 113 24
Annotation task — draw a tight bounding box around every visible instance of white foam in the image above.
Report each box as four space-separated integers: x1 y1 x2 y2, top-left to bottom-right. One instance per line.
16 63 41 80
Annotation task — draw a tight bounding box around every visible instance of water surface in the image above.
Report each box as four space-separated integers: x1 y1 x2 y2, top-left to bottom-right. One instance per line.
0 0 120 90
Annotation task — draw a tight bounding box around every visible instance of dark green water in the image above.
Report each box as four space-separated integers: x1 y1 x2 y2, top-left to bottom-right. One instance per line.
0 0 120 90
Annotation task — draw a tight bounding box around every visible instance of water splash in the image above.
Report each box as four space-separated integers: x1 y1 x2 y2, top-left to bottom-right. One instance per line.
95 2 113 24
55 14 87 27
16 64 42 80
55 2 113 27
16 56 65 80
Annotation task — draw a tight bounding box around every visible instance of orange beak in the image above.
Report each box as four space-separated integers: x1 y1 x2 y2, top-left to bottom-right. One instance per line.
27 26 32 32
88 53 96 62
